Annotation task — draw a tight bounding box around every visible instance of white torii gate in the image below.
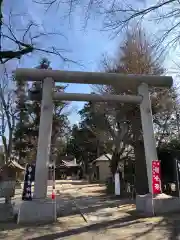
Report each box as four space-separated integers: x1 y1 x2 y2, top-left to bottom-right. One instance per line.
15 68 173 223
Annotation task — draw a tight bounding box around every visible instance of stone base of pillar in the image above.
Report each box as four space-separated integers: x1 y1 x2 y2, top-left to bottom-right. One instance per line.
17 199 57 224
0 203 14 222
136 193 180 216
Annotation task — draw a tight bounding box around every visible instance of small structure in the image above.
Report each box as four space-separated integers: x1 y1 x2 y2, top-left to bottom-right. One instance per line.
91 151 135 182
0 160 25 200
55 156 82 179
91 154 112 182
0 160 25 180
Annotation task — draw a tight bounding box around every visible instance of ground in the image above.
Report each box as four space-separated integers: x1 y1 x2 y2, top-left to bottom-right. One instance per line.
0 180 180 239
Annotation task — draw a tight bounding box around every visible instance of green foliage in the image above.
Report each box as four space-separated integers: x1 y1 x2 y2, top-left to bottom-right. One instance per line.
66 102 107 172
67 124 98 161
159 138 180 152
13 75 31 163
13 58 70 164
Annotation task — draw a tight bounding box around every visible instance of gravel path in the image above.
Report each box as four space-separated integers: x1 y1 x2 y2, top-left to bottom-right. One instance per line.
0 180 180 239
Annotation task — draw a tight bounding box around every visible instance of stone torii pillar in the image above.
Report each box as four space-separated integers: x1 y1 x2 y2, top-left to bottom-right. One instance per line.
138 83 157 194
15 68 173 223
33 78 54 199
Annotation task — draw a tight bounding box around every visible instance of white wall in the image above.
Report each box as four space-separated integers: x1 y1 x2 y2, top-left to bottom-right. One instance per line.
96 161 111 182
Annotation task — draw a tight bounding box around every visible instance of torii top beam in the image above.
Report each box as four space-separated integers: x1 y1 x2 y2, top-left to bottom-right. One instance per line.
15 68 173 90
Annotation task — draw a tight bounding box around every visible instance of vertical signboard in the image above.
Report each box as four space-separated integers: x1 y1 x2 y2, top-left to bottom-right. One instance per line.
152 160 162 194
22 164 35 201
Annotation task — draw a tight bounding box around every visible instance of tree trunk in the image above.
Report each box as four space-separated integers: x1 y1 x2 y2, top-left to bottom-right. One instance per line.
110 151 125 196
131 111 149 195
111 152 120 175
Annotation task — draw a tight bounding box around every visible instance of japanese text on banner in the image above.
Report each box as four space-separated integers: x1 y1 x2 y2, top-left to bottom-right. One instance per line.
152 160 161 194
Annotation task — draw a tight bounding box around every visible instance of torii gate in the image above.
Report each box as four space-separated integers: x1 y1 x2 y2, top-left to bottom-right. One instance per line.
15 68 173 223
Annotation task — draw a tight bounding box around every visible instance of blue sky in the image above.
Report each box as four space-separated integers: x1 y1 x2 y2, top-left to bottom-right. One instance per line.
2 0 179 126
3 0 121 124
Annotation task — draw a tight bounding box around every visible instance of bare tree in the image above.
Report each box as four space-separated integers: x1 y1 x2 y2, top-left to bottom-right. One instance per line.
90 27 176 194
34 0 180 47
0 0 78 163
0 0 76 64
152 87 179 146
0 67 16 164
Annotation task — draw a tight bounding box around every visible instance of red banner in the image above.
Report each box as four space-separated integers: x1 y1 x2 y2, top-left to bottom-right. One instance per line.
152 160 161 194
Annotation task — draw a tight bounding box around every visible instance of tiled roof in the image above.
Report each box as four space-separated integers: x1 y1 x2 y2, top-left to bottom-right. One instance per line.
94 154 112 162
1 160 25 170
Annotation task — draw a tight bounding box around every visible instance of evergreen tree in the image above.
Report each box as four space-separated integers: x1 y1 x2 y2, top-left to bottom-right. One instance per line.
13 76 31 164
66 102 108 173
13 58 70 164
95 27 174 194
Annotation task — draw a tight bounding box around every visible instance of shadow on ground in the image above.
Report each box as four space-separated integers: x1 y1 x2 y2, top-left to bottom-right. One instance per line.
29 213 180 239
56 180 93 186
1 204 180 239
19 214 154 240
1 180 180 239
126 209 180 240
14 213 180 240
56 192 135 218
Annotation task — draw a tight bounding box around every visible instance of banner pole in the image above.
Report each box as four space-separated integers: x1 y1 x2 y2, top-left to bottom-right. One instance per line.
152 193 155 217
151 160 161 217
159 160 162 194
151 161 154 216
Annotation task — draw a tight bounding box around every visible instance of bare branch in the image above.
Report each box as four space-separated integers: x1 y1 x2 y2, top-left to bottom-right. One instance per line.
0 1 80 65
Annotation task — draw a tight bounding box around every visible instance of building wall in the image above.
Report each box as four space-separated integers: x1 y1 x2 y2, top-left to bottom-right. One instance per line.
96 161 111 182
0 145 4 153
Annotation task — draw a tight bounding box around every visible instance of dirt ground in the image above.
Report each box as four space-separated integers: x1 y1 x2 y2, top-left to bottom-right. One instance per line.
0 180 180 240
